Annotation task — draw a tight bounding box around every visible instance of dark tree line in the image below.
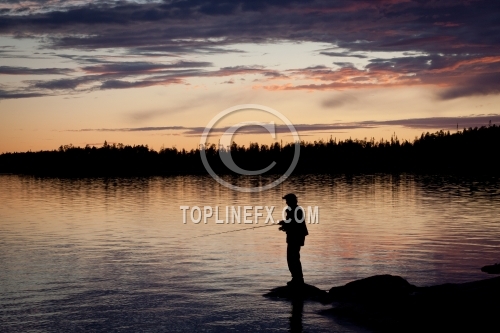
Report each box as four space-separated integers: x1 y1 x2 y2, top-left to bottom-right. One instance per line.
0 126 499 176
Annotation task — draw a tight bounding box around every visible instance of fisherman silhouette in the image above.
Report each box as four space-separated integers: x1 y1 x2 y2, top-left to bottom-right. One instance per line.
278 193 308 287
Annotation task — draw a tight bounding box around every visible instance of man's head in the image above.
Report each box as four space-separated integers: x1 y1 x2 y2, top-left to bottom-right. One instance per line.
282 193 298 207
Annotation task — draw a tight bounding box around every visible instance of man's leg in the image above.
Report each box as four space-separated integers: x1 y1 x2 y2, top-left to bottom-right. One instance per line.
287 243 303 283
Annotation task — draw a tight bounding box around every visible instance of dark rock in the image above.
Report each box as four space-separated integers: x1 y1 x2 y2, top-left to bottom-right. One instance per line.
264 283 330 304
323 275 500 332
329 274 417 303
264 275 500 331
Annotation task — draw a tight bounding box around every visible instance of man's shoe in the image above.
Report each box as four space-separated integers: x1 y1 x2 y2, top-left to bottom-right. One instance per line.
287 278 305 287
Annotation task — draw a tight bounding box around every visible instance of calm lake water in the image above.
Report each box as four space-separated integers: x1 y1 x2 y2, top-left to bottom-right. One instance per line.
1 174 500 332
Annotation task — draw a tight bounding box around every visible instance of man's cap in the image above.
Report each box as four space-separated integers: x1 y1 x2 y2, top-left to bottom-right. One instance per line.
282 193 297 200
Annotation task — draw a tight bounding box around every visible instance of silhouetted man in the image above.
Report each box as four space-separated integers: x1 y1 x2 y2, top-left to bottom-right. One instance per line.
279 193 308 286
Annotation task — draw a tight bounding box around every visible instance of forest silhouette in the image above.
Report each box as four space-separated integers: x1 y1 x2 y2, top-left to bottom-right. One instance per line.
1 125 499 176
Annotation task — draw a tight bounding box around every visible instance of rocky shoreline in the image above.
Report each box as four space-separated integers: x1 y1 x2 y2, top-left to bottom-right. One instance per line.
264 274 500 332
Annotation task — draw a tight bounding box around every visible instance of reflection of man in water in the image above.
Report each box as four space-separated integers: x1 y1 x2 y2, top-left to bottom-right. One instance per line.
279 193 309 286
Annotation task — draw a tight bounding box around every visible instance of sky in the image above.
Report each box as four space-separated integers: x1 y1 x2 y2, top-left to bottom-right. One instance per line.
1 0 500 153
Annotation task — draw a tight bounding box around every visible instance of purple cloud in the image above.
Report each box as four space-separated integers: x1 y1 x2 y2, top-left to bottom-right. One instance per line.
0 66 73 75
0 0 499 98
69 114 500 136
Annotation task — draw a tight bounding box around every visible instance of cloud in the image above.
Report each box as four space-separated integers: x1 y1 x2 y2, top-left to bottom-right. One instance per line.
333 62 356 68
0 66 73 75
73 126 190 132
1 1 496 55
365 115 500 130
258 54 500 96
128 109 183 122
69 114 500 136
320 51 367 59
126 93 229 122
81 61 212 74
439 72 500 100
258 64 421 91
0 89 47 99
100 78 183 90
23 63 279 94
32 76 96 90
0 0 499 98
322 94 358 108
12 52 498 98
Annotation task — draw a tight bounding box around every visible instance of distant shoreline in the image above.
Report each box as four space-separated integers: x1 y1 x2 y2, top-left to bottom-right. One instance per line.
1 126 499 177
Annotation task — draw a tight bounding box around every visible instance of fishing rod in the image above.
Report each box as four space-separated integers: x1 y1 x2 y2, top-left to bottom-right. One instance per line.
192 223 278 239
192 179 288 239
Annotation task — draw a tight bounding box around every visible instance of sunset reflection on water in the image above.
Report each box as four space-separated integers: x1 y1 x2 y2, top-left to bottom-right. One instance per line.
1 174 499 332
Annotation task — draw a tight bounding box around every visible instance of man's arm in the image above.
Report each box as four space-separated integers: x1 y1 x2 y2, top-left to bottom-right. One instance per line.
278 220 288 232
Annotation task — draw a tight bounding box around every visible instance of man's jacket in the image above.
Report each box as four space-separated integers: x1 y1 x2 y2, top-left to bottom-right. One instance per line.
283 205 309 246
